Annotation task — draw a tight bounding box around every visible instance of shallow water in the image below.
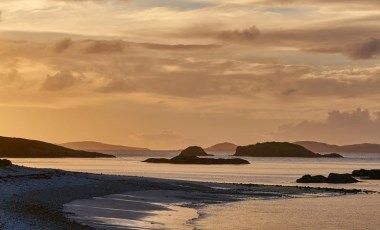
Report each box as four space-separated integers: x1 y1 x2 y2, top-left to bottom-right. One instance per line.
196 194 380 230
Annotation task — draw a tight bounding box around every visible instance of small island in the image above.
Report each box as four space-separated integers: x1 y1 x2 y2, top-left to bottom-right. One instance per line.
296 173 359 184
234 142 343 158
143 146 249 165
0 136 115 158
352 169 380 180
179 146 213 157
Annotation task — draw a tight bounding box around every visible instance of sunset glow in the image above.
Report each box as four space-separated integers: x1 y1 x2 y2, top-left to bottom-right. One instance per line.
1 0 380 149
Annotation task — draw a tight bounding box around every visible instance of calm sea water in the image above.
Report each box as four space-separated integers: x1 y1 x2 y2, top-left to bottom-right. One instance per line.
10 152 380 230
10 152 380 191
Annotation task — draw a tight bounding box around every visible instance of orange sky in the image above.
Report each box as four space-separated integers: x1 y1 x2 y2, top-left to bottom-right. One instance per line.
1 0 380 149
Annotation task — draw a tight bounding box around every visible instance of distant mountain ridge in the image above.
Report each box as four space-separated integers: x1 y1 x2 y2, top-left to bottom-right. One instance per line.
0 136 114 158
205 142 238 152
60 141 150 152
294 141 380 153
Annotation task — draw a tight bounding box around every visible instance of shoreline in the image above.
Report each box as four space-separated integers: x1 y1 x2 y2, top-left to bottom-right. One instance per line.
0 165 375 229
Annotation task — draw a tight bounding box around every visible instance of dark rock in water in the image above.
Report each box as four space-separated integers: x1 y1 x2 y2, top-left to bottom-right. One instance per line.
320 153 344 158
0 159 12 167
326 173 359 184
143 155 249 165
296 174 327 183
179 146 213 157
234 142 319 158
352 169 380 179
297 173 359 184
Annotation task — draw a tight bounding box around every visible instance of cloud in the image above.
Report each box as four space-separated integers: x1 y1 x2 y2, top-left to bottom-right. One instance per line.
41 70 85 91
55 0 130 3
0 69 21 86
97 78 136 93
82 40 126 54
275 109 380 144
346 38 380 60
304 38 380 60
51 38 73 53
217 26 261 43
49 39 221 55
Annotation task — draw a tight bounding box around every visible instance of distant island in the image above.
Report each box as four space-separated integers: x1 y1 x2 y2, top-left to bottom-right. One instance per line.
0 136 115 158
60 141 150 152
180 146 213 156
234 142 343 158
144 146 249 165
294 141 380 153
205 142 238 152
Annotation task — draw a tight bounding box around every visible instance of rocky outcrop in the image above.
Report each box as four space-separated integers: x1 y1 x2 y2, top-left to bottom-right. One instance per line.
0 159 12 167
352 169 380 179
143 155 249 165
234 142 319 158
179 146 213 157
296 175 327 183
297 173 359 184
326 173 359 184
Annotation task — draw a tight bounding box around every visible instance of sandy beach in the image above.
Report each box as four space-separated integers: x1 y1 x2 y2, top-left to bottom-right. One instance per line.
0 164 372 230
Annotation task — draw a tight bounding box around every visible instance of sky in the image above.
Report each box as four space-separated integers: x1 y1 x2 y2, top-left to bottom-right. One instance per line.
1 0 380 149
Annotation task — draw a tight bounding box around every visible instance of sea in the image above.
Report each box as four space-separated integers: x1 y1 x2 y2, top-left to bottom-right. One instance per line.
10 152 380 229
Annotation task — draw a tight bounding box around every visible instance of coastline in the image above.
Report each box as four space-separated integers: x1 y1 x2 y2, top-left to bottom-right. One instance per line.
0 165 374 229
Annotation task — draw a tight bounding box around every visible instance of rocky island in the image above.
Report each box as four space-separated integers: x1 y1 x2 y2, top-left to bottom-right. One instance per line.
296 173 359 184
352 169 380 180
144 146 249 165
179 146 213 157
0 136 115 158
234 142 343 158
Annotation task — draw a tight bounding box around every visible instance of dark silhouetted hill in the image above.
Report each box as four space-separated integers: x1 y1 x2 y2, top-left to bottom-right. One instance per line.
179 146 213 157
0 136 115 158
234 142 320 158
293 141 341 153
295 141 380 153
144 155 249 165
205 142 237 152
340 143 380 153
60 141 150 152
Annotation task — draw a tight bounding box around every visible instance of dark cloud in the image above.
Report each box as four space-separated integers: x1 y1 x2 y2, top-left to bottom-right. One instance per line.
304 38 380 60
347 38 380 60
217 26 261 43
275 109 380 144
41 70 84 91
53 39 221 54
51 38 73 53
141 43 222 51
